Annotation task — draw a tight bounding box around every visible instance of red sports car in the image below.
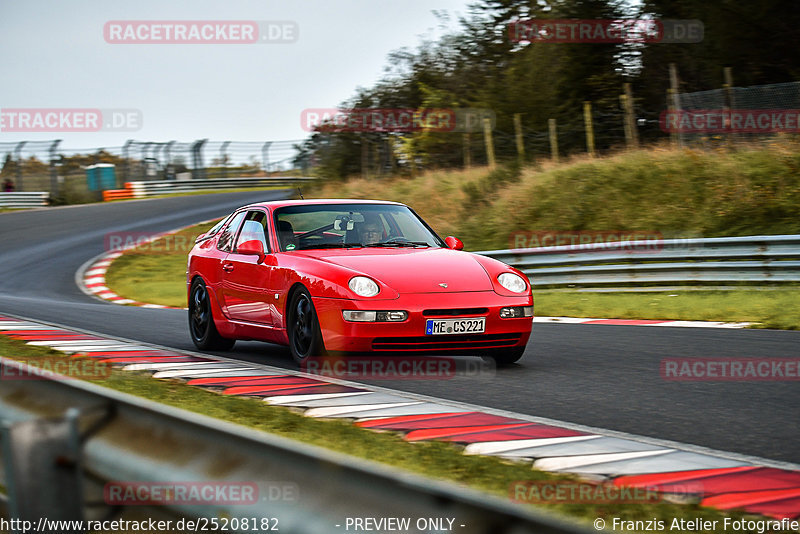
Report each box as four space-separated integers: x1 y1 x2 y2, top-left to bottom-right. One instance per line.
187 199 533 364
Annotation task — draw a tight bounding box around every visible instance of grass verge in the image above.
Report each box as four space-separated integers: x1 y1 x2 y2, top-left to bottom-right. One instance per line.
535 289 800 330
103 220 221 307
0 333 764 529
311 142 800 251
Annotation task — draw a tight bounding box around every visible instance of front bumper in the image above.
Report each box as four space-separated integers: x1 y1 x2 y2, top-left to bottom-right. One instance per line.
313 291 533 353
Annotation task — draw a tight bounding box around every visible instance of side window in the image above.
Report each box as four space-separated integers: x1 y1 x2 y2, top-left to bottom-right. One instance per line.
235 211 269 252
205 213 233 237
217 211 247 252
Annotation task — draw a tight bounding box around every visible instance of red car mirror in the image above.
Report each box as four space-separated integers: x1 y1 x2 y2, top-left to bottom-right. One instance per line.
445 236 464 250
238 240 266 263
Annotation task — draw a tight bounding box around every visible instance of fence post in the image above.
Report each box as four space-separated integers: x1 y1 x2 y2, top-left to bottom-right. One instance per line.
48 140 61 198
220 141 231 179
463 133 471 168
513 113 525 162
583 101 595 157
141 142 152 180
261 142 271 174
669 63 683 147
723 67 736 145
387 137 397 174
666 89 677 146
483 117 496 169
164 141 175 180
624 83 639 148
548 118 559 163
191 139 207 180
14 141 26 191
361 136 369 179
373 139 381 177
122 140 132 185
620 94 632 147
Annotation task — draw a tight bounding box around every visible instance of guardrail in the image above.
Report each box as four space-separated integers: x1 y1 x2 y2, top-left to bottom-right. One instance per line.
0 357 587 533
477 235 800 286
0 192 49 209
123 176 315 199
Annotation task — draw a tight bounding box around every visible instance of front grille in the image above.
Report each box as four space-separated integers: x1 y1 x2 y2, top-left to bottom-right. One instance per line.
422 307 489 317
372 333 521 351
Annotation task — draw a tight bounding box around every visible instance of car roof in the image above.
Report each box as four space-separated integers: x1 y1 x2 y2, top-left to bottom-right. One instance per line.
240 198 407 210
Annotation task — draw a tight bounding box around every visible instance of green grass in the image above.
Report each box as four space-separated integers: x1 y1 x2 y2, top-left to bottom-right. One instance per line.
535 289 800 330
104 220 220 307
0 334 767 529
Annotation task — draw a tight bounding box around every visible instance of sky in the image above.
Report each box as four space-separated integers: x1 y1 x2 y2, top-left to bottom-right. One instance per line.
0 0 472 155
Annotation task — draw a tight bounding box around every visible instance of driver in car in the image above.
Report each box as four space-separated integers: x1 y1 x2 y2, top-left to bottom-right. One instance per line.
358 214 384 245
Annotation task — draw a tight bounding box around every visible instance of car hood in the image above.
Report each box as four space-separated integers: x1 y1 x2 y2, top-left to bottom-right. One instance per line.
300 248 494 293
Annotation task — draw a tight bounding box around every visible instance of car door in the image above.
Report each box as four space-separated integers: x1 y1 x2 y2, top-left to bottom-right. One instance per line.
219 210 275 326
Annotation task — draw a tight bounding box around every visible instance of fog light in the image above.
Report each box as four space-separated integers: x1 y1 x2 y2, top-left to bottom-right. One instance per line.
377 311 408 322
500 306 533 318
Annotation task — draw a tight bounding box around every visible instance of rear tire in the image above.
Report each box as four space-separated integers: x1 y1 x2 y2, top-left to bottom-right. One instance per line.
483 346 526 366
287 287 326 365
189 278 235 351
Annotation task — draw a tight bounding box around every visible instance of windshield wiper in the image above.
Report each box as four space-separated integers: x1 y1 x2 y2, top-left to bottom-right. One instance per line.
364 240 430 248
295 242 363 250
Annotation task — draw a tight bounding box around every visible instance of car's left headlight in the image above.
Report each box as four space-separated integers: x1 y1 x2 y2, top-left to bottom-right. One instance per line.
497 272 527 293
349 276 380 297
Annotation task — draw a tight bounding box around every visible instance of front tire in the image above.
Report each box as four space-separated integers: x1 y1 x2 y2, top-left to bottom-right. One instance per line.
287 287 326 364
189 278 235 351
483 346 526 366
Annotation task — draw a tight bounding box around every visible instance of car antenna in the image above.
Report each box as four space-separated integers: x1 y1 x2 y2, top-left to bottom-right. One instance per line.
297 187 304 200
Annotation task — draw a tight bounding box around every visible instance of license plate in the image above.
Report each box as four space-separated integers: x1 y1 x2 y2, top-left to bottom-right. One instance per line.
425 317 486 335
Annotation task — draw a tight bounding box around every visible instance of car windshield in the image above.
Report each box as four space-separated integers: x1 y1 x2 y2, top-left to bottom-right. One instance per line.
274 203 445 252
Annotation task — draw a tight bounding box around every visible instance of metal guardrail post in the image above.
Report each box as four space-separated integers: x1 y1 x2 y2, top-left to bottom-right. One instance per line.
1 411 86 532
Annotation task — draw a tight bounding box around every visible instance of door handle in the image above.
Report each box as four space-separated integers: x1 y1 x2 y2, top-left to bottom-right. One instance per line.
222 263 234 272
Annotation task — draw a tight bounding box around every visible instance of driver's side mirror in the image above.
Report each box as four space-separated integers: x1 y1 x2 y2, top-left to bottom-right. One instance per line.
237 240 266 263
445 236 464 250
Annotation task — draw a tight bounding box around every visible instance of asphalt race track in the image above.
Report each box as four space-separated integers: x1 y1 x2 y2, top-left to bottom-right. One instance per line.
1 191 798 464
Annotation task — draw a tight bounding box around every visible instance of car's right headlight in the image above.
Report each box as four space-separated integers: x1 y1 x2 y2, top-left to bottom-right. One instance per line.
497 272 527 293
349 276 380 297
